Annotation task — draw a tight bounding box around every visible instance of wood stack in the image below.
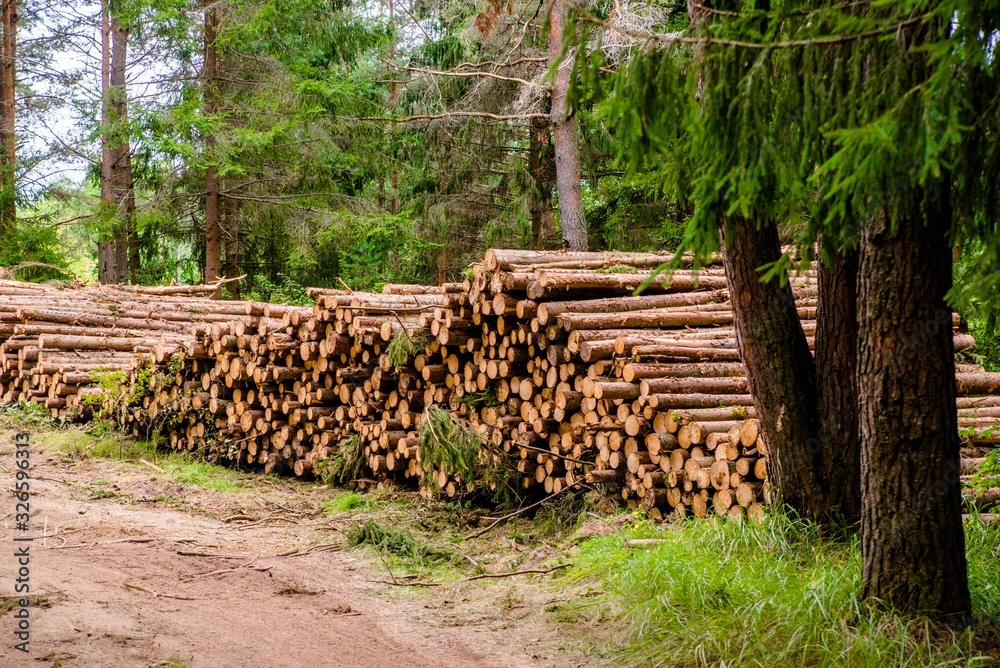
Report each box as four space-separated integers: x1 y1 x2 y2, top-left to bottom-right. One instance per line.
1 250 998 520
0 279 238 417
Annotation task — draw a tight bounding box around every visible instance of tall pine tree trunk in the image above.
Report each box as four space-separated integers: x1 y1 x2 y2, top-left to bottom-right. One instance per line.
110 13 136 283
98 0 116 283
222 184 239 298
547 0 585 251
98 1 134 284
858 194 971 622
720 217 829 519
0 0 17 233
815 245 861 525
528 117 555 248
203 0 221 289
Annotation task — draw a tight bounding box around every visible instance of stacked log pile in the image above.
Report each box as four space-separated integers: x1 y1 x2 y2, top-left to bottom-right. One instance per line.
0 279 238 417
2 251 999 520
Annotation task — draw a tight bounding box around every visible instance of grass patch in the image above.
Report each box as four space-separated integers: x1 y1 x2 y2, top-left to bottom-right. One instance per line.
563 512 1000 667
36 426 244 493
168 461 242 492
323 491 382 513
0 401 59 428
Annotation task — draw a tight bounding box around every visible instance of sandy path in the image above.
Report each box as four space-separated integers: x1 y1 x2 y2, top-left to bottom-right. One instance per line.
0 433 589 668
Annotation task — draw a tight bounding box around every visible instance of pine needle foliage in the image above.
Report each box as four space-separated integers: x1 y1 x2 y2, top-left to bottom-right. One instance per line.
417 407 519 508
315 435 366 486
386 327 430 369
346 519 421 559
569 0 1000 302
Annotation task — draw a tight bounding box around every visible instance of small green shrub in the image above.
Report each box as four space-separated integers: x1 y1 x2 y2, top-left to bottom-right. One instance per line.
323 491 375 513
970 449 1000 494
0 401 57 428
346 519 421 559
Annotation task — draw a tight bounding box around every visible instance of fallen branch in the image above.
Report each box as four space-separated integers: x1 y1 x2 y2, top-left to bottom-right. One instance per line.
461 563 571 581
623 538 668 548
138 458 166 474
123 582 207 601
180 554 263 582
465 479 583 540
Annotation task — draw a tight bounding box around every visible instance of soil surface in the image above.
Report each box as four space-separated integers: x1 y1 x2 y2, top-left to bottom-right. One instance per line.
0 430 594 668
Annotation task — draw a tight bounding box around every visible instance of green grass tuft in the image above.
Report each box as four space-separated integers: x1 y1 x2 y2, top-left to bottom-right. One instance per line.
36 428 243 493
323 491 380 513
0 401 58 428
564 512 1000 667
346 519 422 559
168 461 241 492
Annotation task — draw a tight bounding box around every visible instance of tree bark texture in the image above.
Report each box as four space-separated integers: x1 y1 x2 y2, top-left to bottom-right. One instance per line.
222 182 239 298
98 0 116 284
529 117 555 248
547 0 586 251
99 3 136 284
720 217 827 520
815 245 861 525
0 0 17 232
858 198 971 622
203 1 222 289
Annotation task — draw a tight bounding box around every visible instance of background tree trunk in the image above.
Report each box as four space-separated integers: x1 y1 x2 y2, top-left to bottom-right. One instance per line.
815 245 861 525
98 2 135 284
528 117 555 248
720 217 827 520
222 184 239 298
110 13 136 283
203 1 221 289
0 0 17 233
548 0 585 251
858 195 971 622
98 0 116 284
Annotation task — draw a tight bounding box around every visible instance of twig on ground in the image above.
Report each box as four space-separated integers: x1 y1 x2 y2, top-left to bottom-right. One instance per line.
460 563 571 581
624 538 668 548
123 582 207 601
138 458 166 474
367 579 441 587
234 515 301 529
465 480 583 540
181 554 264 581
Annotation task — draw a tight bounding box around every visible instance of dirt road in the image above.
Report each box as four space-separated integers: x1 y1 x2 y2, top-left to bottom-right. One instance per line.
0 430 590 668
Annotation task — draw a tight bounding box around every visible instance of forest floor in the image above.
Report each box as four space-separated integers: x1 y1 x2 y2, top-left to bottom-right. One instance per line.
5 417 1000 668
0 424 607 668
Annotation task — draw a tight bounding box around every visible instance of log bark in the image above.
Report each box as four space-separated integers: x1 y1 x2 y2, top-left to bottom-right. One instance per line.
547 0 586 251
721 216 826 520
0 0 16 231
815 245 861 524
858 198 970 623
